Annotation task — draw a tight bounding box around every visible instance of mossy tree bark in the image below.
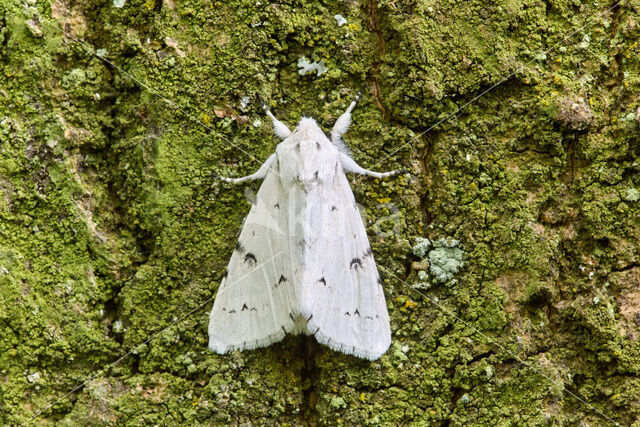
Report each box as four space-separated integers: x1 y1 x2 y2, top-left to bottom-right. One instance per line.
1 0 639 424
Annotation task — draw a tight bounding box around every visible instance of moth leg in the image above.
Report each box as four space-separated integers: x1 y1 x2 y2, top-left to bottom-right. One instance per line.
330 86 365 154
258 97 291 140
338 152 406 179
218 153 277 183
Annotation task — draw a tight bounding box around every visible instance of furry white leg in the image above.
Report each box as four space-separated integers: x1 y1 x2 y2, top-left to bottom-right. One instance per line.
258 96 291 139
216 153 277 183
330 87 364 154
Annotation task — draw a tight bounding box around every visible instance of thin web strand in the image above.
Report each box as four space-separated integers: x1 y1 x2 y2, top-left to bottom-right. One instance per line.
388 271 619 426
370 1 623 170
44 19 281 179
28 251 282 422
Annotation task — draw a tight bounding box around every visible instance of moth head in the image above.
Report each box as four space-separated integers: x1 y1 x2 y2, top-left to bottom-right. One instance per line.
297 117 322 134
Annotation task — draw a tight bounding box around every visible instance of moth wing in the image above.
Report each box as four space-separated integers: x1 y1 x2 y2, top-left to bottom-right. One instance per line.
208 166 303 353
300 169 391 360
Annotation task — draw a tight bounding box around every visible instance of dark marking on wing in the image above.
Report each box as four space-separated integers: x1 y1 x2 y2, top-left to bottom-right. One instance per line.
295 142 301 151
306 314 313 321
289 312 295 321
251 307 257 312
222 307 226 311
364 247 373 257
244 253 257 266
229 309 236 314
314 170 319 180
354 308 361 317
313 327 320 335
365 315 373 320
251 231 256 236
274 202 280 209
223 269 228 279
277 275 287 287
317 277 326 286
241 303 248 311
281 326 287 333
235 242 246 254
331 206 337 211
316 142 321 150
350 258 363 270
345 311 351 317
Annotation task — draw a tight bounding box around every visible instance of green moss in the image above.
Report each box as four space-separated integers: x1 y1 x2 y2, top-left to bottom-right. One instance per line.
1 0 639 425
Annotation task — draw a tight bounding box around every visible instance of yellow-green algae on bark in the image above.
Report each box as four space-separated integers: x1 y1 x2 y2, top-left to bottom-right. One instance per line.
1 0 639 424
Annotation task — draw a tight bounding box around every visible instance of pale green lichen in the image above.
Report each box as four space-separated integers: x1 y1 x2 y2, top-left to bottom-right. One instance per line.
412 237 464 284
334 14 347 27
623 188 639 202
411 237 431 258
297 56 328 76
428 238 464 284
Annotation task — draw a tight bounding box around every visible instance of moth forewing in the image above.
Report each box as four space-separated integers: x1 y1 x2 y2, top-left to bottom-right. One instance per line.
209 97 401 360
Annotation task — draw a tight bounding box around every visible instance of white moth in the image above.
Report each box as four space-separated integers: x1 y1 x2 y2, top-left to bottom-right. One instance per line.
208 92 403 360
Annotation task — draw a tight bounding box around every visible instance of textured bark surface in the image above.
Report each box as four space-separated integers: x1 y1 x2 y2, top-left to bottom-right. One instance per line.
1 0 639 425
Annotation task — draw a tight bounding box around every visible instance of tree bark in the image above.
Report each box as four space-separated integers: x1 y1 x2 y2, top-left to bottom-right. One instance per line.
1 0 639 424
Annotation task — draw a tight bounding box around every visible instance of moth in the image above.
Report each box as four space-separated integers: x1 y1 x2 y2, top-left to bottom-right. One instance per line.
208 91 403 360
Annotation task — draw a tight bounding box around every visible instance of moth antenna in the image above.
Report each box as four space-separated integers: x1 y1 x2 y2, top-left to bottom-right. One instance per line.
331 86 366 155
257 94 291 140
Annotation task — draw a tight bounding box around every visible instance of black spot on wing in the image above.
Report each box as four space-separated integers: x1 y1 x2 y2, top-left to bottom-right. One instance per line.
306 314 313 321
331 206 337 211
354 308 361 317
228 309 236 314
317 277 326 286
314 170 319 180
364 247 373 257
289 312 295 321
276 275 287 287
244 253 257 266
235 242 245 254
345 311 351 317
350 258 363 270
241 303 248 311
274 202 280 209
